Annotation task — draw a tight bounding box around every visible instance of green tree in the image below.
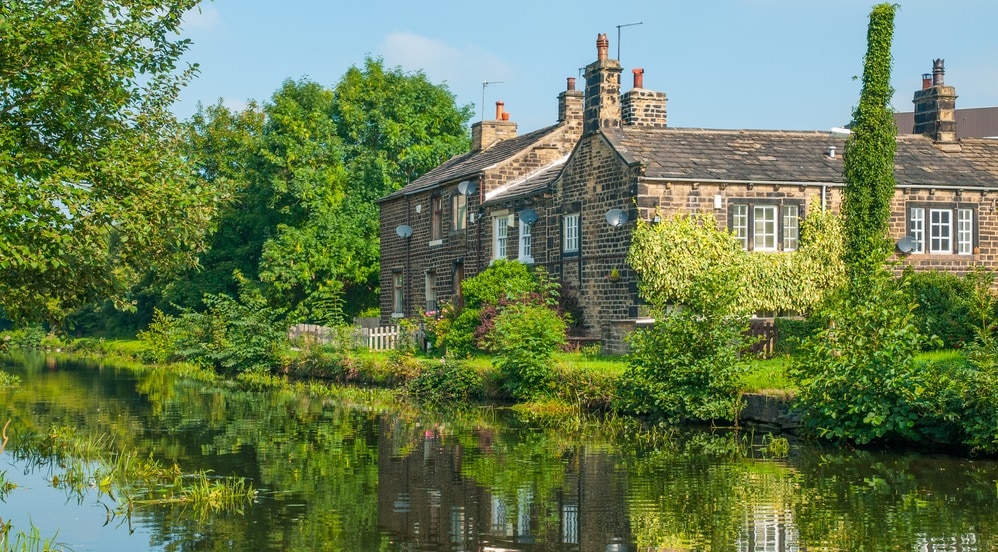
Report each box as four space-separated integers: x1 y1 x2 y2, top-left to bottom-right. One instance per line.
841 2 898 273
0 0 220 328
169 60 472 324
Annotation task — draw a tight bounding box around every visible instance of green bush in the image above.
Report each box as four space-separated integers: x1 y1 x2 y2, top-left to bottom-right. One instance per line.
137 281 290 374
791 260 930 445
0 326 46 351
490 303 567 400
461 259 538 308
959 268 998 453
620 307 750 423
773 317 824 356
904 269 975 349
407 359 483 405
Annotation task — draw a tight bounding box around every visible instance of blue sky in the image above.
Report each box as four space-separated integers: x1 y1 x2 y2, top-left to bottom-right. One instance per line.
176 0 998 133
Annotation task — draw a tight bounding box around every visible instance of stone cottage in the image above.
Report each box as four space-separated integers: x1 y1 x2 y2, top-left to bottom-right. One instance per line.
376 83 584 320
379 34 998 353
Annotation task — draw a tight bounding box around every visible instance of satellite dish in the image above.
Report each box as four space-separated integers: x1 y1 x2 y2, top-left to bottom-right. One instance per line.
606 208 629 227
457 180 477 195
519 208 538 225
897 235 918 254
395 224 413 239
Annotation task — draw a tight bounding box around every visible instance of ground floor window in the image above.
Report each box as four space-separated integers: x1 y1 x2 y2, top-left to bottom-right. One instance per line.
907 203 975 255
519 218 533 263
425 271 436 312
493 215 509 260
729 201 802 251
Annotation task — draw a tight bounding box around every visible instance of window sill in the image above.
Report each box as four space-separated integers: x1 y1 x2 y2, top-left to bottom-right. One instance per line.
428 239 443 247
391 312 405 319
562 250 580 257
519 256 535 264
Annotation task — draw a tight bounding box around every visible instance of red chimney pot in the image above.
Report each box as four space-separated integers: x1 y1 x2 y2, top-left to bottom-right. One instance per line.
632 68 644 89
495 101 504 121
567 77 576 91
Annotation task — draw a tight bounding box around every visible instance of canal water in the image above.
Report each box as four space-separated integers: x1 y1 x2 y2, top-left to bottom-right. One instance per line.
1 354 996 551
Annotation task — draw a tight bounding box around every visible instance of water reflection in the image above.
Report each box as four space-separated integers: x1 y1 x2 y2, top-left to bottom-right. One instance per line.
2 353 997 551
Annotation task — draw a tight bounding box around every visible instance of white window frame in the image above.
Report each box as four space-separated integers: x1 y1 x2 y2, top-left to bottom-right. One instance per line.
958 208 974 255
909 207 925 254
731 204 749 250
753 205 778 252
518 218 533 263
929 208 952 254
493 216 508 260
782 204 799 252
563 213 580 254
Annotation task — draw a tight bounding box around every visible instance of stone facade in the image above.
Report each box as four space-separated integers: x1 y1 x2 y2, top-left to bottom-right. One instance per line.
378 34 998 354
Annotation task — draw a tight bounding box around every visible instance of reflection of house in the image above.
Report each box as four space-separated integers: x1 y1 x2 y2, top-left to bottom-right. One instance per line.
375 420 631 551
378 35 998 353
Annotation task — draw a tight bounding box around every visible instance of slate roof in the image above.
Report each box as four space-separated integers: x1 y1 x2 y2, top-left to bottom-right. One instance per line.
378 124 563 202
611 127 998 188
482 156 567 206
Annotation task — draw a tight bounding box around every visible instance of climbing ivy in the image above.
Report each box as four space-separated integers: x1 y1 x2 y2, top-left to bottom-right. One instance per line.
627 206 844 315
841 2 898 273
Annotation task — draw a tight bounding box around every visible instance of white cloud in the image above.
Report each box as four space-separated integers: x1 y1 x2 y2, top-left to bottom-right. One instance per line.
182 5 220 32
379 32 512 90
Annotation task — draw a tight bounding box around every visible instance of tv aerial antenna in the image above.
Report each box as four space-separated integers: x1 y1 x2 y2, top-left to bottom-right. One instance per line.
481 80 504 121
616 21 643 61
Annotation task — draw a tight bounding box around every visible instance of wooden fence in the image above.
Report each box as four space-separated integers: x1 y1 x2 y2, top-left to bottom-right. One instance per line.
747 318 778 357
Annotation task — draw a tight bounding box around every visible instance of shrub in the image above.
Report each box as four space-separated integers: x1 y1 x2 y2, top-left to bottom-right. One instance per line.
0 326 46 351
773 316 824 356
407 359 483 405
620 307 751 423
790 260 930 445
137 279 290 374
489 303 567 400
904 269 975 349
960 268 998 453
461 259 537 309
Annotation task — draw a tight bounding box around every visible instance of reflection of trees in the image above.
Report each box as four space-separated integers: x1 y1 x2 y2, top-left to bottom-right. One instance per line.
4 355 998 552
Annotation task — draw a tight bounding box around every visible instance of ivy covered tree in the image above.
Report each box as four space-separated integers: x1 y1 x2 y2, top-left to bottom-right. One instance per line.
841 2 898 273
0 0 221 328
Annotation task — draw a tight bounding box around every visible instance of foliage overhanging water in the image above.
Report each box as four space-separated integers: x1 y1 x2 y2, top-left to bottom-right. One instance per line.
1 353 996 551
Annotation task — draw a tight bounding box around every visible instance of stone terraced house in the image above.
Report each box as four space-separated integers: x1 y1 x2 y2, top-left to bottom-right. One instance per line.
378 34 998 353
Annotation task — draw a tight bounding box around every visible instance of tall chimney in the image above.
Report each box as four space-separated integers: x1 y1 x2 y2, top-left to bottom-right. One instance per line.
471 100 517 152
583 33 622 134
912 59 959 148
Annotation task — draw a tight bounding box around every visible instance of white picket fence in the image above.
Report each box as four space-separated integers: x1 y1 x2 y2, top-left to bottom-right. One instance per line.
287 323 419 351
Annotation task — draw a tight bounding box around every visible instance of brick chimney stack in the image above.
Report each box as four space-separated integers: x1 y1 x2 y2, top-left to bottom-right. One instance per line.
471 100 517 152
913 59 959 149
621 68 668 128
558 76 584 125
583 33 622 134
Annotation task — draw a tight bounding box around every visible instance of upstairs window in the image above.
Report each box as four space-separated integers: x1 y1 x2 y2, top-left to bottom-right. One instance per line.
452 194 467 231
431 195 443 241
563 213 580 254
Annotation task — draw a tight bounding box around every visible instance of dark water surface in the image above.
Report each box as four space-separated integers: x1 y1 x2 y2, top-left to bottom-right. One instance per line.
1 354 997 551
